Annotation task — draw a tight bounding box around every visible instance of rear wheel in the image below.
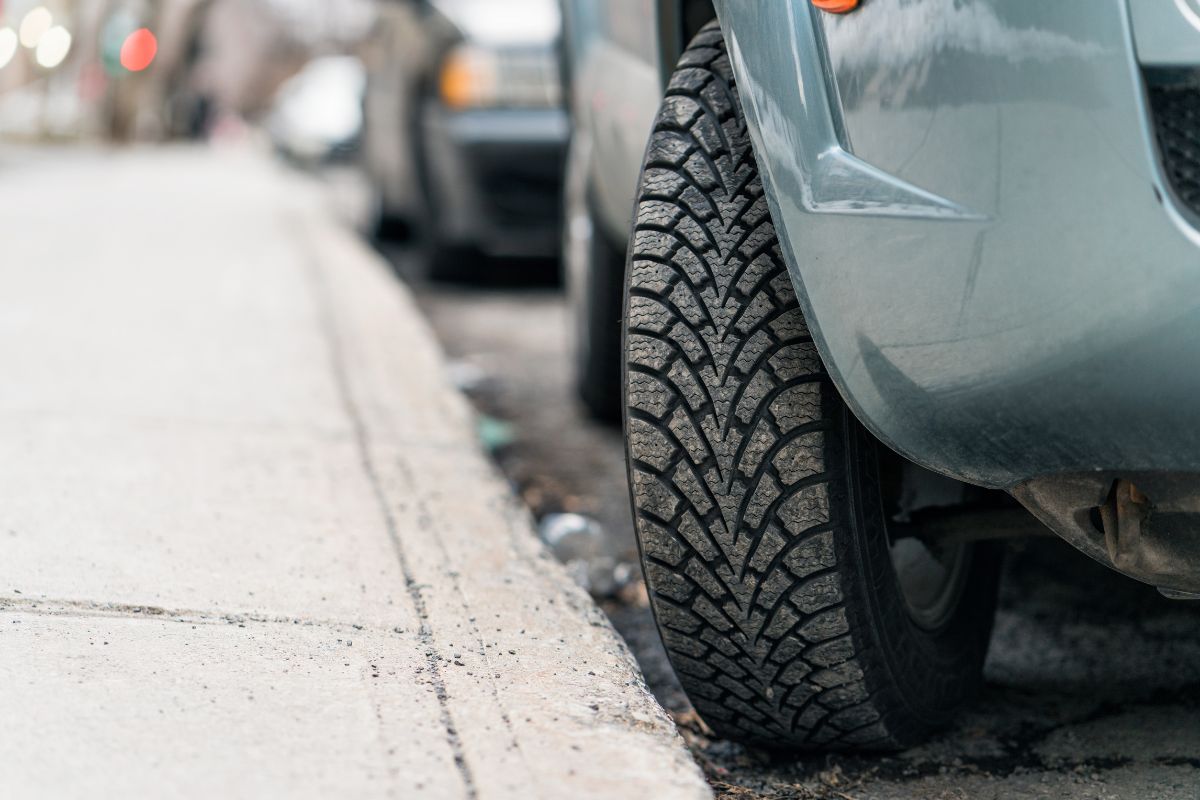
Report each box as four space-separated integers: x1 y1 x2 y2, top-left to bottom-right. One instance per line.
623 22 1001 750
565 138 625 422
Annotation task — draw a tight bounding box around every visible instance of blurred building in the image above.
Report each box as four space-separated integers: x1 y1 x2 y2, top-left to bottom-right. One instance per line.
0 0 376 142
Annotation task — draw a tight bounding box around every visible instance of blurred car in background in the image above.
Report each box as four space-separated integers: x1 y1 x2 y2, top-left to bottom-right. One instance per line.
267 56 366 164
559 0 716 420
362 0 566 275
562 0 1200 754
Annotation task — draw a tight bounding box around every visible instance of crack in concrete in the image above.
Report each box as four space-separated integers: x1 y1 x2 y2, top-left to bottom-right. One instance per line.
301 235 479 800
0 595 404 635
392 455 529 775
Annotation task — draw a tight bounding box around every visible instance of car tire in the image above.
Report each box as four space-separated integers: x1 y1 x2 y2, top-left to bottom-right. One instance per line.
372 204 415 243
623 22 1002 750
421 238 473 282
565 171 625 423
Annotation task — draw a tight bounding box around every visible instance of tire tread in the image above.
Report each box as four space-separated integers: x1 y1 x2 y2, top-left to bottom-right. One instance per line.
625 22 906 749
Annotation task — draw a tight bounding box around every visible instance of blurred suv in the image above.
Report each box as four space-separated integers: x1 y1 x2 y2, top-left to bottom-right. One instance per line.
362 0 566 275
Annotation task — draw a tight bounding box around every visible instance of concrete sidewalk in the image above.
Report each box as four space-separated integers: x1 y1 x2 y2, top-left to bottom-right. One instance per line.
0 147 709 799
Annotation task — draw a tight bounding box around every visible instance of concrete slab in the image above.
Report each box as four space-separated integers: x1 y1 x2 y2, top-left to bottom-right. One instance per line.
0 607 461 798
0 148 710 799
0 420 417 628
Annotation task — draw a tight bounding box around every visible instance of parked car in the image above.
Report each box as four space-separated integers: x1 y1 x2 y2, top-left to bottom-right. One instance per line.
561 0 1200 750
361 0 566 275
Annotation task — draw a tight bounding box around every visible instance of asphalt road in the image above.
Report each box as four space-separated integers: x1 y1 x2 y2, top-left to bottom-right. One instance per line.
379 245 1200 800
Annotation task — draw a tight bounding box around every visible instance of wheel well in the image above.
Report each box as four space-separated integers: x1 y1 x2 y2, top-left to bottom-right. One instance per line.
681 0 717 42
656 0 717 86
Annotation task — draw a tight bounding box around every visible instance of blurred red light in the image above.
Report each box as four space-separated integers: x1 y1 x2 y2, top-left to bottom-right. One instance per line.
119 28 156 72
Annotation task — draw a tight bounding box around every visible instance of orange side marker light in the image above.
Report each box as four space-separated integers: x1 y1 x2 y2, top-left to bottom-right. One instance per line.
812 0 859 13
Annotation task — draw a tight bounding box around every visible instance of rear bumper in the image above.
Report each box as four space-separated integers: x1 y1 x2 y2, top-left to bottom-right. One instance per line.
422 105 567 258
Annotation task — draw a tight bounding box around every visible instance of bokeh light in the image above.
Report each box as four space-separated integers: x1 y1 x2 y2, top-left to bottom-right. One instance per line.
35 25 71 68
119 28 157 72
18 6 52 49
0 27 17 69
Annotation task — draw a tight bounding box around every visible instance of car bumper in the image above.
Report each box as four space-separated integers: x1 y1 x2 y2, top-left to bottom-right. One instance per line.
720 0 1200 590
422 105 567 258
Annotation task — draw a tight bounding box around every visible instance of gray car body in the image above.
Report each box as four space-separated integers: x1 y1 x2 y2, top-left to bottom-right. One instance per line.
563 0 1200 589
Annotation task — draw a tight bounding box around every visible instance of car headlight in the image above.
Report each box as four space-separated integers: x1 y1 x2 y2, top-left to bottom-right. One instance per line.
438 42 561 110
